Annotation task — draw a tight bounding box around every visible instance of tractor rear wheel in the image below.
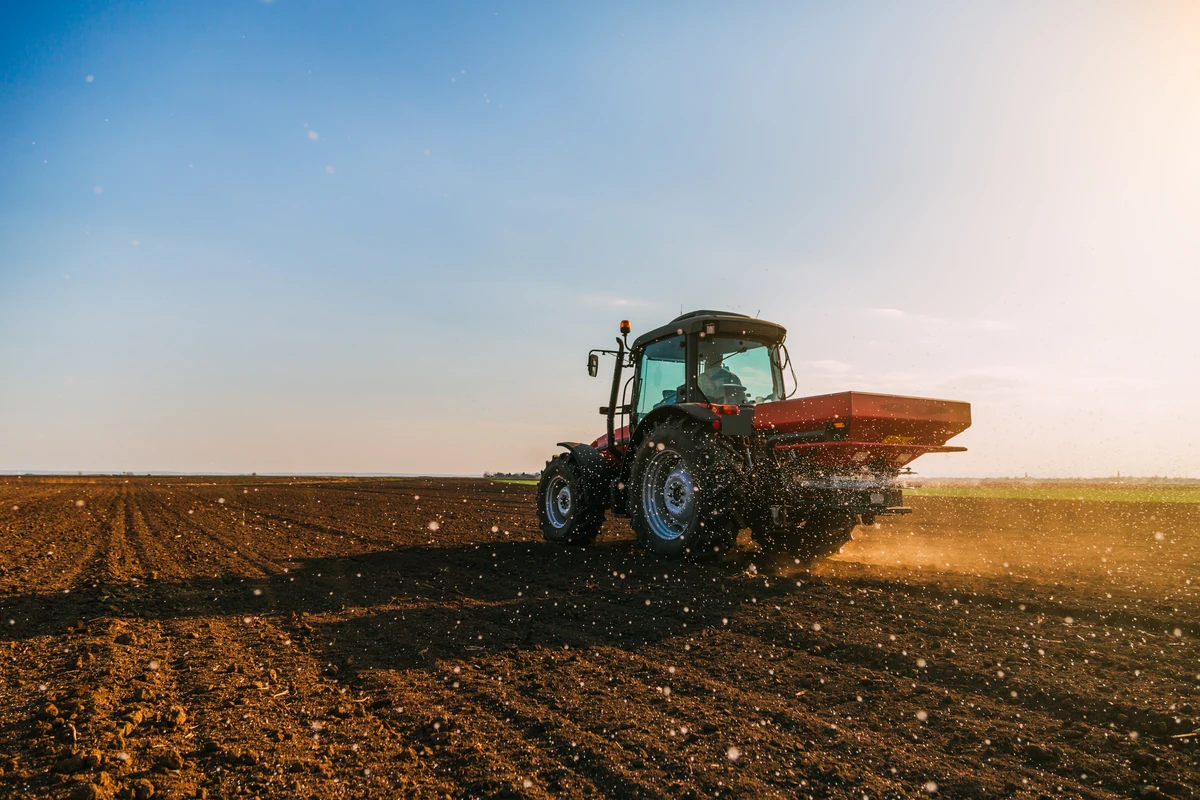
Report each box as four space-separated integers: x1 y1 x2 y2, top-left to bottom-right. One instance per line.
537 453 605 544
755 510 857 564
629 418 740 558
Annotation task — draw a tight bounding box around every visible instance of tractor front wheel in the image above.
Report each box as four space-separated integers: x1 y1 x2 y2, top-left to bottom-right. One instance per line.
537 453 604 545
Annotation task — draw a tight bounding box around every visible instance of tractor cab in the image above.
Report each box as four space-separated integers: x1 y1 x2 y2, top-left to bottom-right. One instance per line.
631 310 787 410
592 311 791 454
631 312 787 416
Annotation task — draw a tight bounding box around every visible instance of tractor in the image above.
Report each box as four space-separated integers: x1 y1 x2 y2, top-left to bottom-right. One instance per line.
537 310 971 560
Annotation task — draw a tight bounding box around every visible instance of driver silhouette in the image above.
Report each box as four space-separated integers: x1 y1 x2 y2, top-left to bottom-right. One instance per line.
698 354 743 402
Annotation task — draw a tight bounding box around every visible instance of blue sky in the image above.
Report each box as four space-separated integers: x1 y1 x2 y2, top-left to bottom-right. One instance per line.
2 1 1198 476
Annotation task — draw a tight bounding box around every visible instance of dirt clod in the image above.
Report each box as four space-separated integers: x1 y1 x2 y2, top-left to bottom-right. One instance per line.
166 705 187 727
68 771 115 800
54 753 87 774
156 749 184 771
1024 743 1060 764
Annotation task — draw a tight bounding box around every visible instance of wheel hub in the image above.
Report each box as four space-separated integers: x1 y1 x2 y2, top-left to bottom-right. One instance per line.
663 471 692 516
642 449 696 541
544 476 572 529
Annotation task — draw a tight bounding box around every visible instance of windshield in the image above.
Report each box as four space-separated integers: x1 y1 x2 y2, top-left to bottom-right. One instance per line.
698 337 781 405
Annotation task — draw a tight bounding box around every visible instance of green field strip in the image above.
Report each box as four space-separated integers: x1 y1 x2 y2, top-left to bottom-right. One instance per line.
904 486 1200 503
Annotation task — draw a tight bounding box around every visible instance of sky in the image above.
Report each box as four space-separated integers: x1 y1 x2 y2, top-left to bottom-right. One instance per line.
1 1 1198 477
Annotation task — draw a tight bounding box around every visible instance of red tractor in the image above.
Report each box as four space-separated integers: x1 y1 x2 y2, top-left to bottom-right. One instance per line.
537 310 971 560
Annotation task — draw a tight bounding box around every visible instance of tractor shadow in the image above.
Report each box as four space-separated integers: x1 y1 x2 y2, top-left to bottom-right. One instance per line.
0 537 805 671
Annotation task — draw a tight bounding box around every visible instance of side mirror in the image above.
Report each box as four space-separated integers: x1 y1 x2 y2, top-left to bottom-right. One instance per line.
587 353 599 377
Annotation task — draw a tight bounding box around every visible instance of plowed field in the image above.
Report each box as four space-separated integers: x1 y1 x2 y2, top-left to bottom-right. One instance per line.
0 477 1197 799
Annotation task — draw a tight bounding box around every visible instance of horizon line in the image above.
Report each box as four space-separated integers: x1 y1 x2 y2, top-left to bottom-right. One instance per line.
2 471 1198 482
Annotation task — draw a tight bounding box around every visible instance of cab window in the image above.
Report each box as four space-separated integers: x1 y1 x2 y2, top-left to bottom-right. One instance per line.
635 335 686 417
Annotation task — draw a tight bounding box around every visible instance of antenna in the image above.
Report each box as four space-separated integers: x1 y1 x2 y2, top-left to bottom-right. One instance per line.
755 309 760 318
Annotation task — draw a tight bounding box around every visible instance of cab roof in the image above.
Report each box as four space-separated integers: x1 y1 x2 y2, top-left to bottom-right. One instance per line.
631 309 787 351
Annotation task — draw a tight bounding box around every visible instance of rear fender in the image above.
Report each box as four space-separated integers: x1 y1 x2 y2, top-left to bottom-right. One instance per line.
628 404 722 451
555 442 614 509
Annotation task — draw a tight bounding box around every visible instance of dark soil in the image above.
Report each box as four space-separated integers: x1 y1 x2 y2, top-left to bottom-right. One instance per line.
0 476 1196 798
